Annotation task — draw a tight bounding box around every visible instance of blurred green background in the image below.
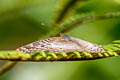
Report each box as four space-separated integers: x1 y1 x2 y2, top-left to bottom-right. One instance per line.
0 0 120 80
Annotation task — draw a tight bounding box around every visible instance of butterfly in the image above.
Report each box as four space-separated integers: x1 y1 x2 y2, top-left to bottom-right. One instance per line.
16 34 106 53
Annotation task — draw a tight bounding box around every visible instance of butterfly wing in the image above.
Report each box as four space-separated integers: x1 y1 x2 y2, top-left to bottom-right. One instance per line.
16 37 83 53
16 35 106 53
71 37 106 53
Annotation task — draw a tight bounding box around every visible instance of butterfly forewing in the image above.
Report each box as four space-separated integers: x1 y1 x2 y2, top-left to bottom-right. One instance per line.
16 37 83 53
16 35 106 53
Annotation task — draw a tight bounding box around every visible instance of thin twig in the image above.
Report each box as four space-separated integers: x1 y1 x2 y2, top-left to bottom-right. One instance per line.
0 61 17 76
54 0 83 24
0 51 118 62
54 12 120 36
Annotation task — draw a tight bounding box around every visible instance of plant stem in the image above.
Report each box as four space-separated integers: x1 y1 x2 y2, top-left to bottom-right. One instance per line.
0 61 17 76
54 12 120 36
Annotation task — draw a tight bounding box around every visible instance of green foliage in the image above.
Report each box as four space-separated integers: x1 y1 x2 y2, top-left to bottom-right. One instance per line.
0 0 120 80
